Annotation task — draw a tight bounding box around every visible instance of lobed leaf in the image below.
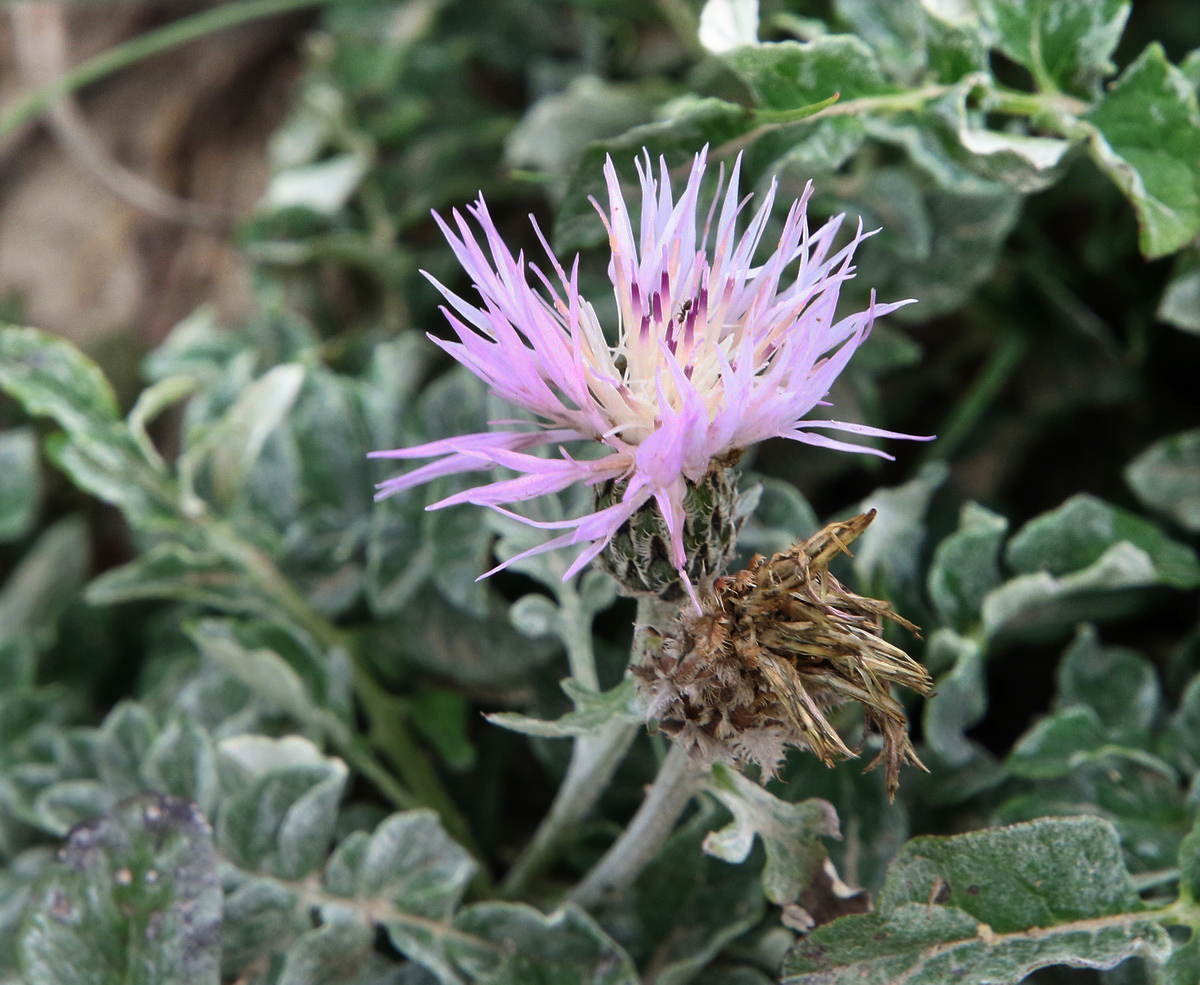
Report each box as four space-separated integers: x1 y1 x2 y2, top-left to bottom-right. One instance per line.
0 327 119 434
449 902 640 985
0 428 40 543
986 0 1130 97
19 794 221 985
1004 493 1200 590
781 816 1172 984
705 765 840 906
1085 43 1200 258
1124 428 1200 533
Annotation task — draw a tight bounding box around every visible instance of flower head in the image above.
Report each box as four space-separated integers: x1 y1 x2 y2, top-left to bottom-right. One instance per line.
371 148 930 599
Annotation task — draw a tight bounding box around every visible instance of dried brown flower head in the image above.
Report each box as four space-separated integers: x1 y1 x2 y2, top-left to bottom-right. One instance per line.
632 510 933 798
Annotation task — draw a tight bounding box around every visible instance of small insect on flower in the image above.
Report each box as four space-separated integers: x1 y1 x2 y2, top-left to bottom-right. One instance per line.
369 147 932 603
633 511 933 797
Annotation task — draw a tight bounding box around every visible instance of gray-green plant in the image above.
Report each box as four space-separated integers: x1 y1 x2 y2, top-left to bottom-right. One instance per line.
1 1 1199 983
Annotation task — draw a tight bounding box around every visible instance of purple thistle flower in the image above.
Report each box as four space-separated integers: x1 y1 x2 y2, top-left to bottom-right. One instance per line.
370 147 932 601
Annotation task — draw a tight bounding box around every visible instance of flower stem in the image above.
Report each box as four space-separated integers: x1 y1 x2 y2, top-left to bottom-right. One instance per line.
569 742 709 908
500 593 677 898
500 719 638 898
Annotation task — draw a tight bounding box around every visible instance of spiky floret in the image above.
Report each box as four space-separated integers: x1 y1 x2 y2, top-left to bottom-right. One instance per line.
633 511 932 796
370 147 931 601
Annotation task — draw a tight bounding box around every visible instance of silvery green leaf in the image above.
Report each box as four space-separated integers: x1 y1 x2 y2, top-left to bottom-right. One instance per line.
986 0 1130 97
0 428 39 543
127 376 199 470
216 735 348 879
95 702 157 798
278 909 375 985
1004 493 1200 590
921 629 987 766
1084 43 1200 258
219 874 303 977
699 0 759 54
505 76 662 183
1159 674 1200 777
853 461 948 599
449 902 639 985
142 714 220 819
926 501 1007 631
187 619 338 724
705 765 840 905
0 327 119 434
486 677 640 738
46 426 179 532
198 362 306 506
507 594 561 639
143 306 246 383
1054 625 1158 741
0 517 89 645
19 794 221 985
324 812 476 985
32 780 113 837
1156 250 1200 333
598 804 765 985
85 543 279 621
982 541 1166 640
723 35 889 111
781 816 1171 984
345 810 476 917
263 153 369 213
1124 428 1200 532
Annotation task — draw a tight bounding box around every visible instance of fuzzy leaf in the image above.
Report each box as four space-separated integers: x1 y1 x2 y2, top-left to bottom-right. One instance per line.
216 735 348 879
1125 428 1200 532
611 805 765 985
449 902 639 985
1004 493 1200 589
853 461 948 600
85 544 278 620
554 98 750 253
927 502 1008 630
326 811 476 985
198 363 306 506
19 794 221 985
0 428 39 543
1085 43 1200 258
921 630 987 766
723 35 891 110
278 909 375 985
1054 625 1159 741
1004 705 1112 779
95 702 158 798
781 816 1171 984
46 425 179 532
705 765 840 905
486 677 640 738
1159 674 1200 777
0 516 90 643
986 0 1130 96
1157 250 1200 333
142 715 220 819
0 327 119 434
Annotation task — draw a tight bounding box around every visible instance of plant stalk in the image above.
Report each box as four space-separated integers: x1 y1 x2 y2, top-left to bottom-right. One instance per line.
569 742 709 908
500 593 678 898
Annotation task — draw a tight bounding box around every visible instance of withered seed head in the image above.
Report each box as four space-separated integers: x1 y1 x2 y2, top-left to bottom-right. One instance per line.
632 510 933 798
